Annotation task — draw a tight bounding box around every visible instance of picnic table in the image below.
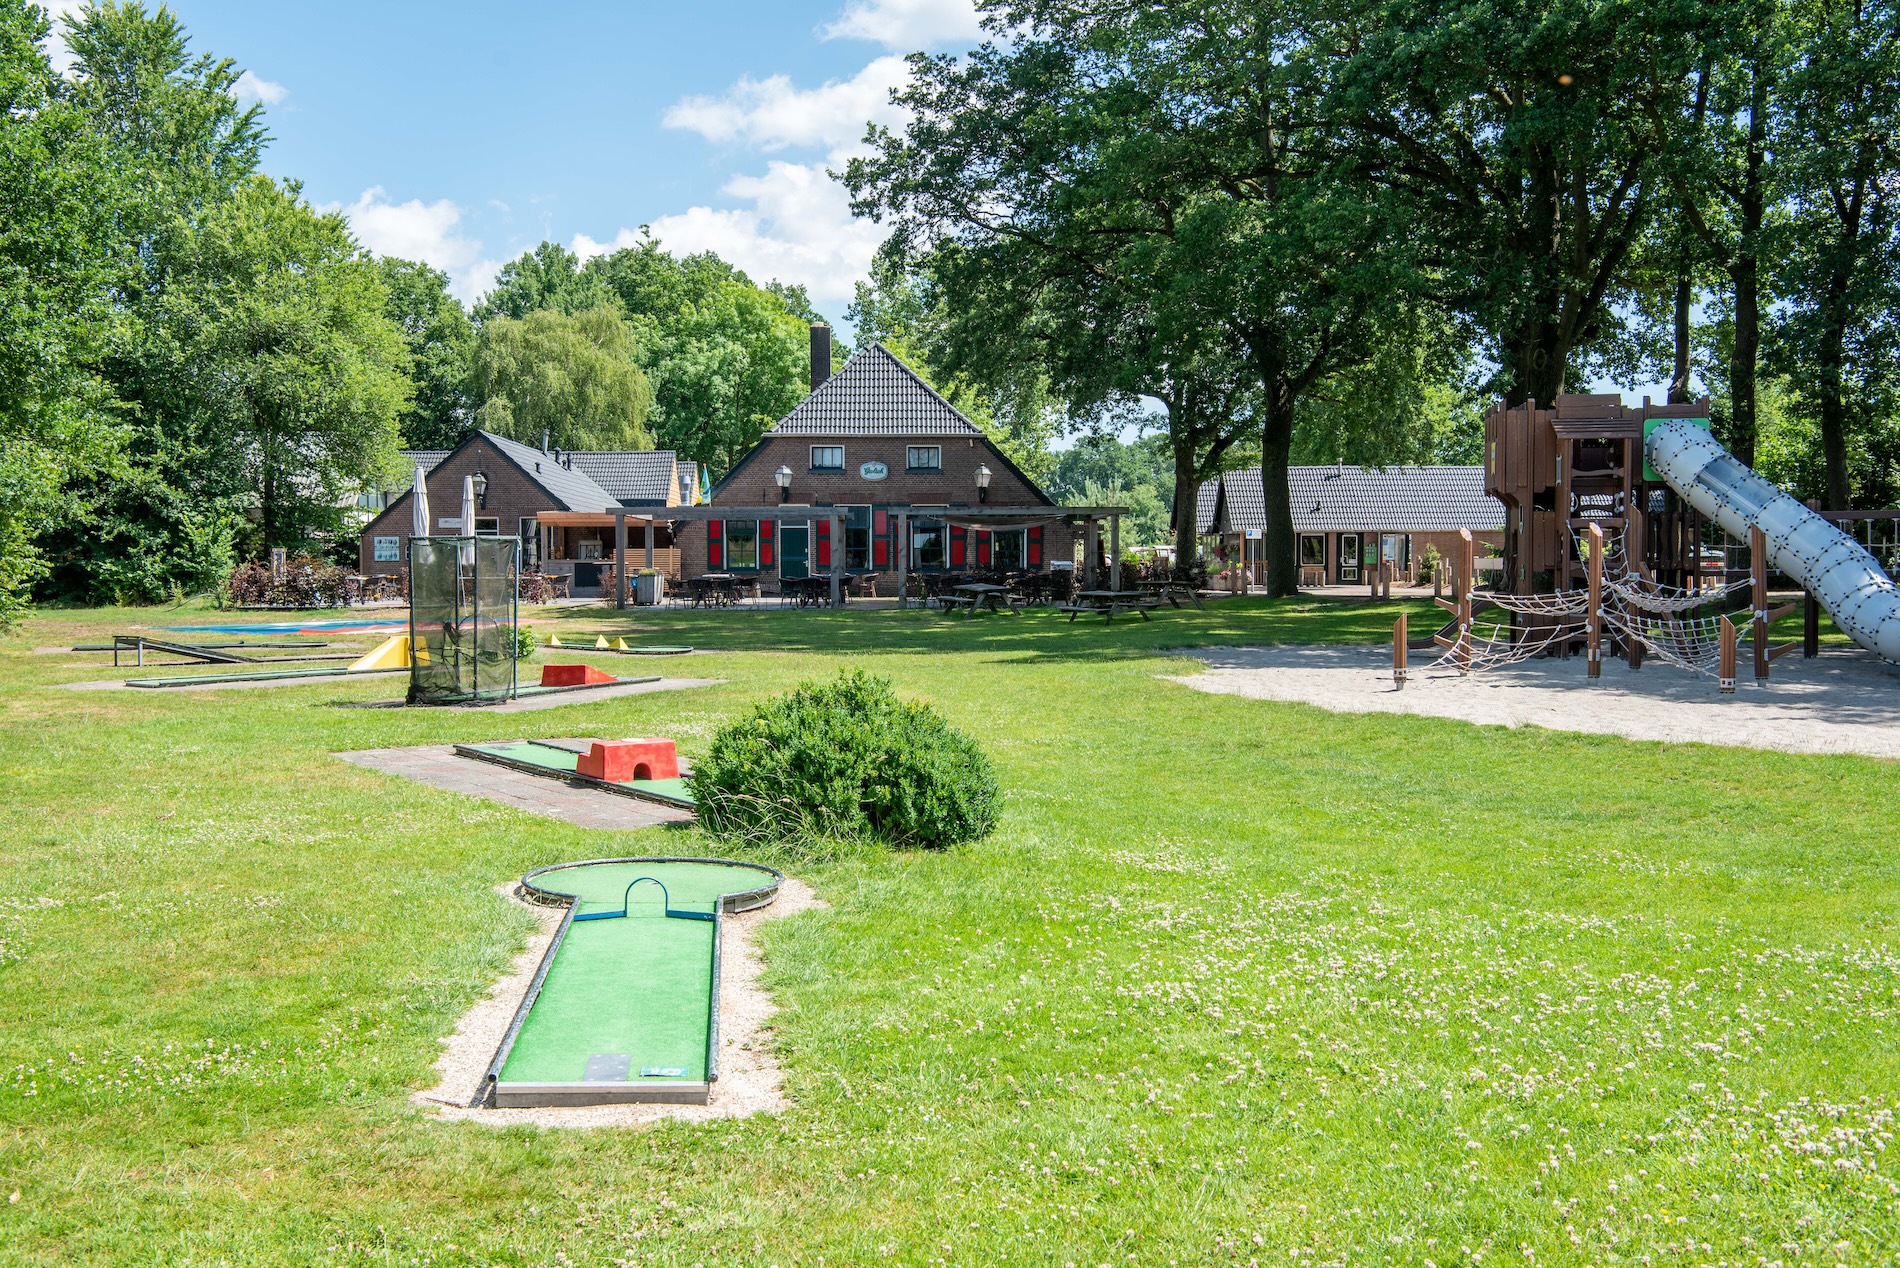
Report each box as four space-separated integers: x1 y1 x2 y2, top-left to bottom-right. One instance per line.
1139 579 1205 610
686 574 744 608
779 575 829 607
1058 589 1162 623
943 581 1022 617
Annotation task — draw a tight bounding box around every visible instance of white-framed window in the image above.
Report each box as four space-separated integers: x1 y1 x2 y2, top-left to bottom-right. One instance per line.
726 520 759 570
372 536 400 562
991 528 1026 571
907 445 942 472
810 445 844 471
1299 534 1326 567
911 519 947 570
474 516 500 535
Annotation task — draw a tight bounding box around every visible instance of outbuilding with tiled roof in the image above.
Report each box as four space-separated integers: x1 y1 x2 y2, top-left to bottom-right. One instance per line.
1197 465 1504 589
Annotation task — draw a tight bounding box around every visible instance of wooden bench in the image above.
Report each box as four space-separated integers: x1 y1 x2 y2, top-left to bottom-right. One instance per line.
936 594 978 614
1057 599 1159 624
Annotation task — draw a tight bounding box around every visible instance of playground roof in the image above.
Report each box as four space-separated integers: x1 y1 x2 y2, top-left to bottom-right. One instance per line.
1201 466 1503 535
767 342 984 437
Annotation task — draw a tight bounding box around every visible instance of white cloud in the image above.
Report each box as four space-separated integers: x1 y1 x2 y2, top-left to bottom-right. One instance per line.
331 187 501 305
662 56 909 155
42 1 85 75
233 70 288 106
820 0 983 49
585 161 882 309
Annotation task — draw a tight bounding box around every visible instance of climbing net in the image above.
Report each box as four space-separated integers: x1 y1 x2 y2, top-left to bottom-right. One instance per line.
1434 525 1751 677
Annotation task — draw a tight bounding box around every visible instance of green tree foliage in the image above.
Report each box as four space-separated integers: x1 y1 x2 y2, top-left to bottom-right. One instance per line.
851 0 1437 593
1323 0 1695 408
380 257 475 450
473 305 653 451
586 237 807 472
1047 435 1176 548
473 241 611 321
157 176 410 550
1768 0 1900 508
0 0 127 618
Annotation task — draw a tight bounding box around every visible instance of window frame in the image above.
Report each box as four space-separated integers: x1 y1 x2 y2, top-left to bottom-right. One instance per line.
990 527 1027 572
906 445 942 473
910 519 947 571
1298 533 1326 567
725 519 760 571
809 445 845 472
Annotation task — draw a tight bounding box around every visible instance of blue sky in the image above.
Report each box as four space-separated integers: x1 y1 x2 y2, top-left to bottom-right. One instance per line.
48 0 987 314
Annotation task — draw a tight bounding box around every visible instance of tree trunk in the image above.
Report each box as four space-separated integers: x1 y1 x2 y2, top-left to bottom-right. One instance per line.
1817 268 1855 511
1261 399 1299 597
1669 245 1694 404
1502 312 1569 408
1726 67 1769 468
1171 427 1203 570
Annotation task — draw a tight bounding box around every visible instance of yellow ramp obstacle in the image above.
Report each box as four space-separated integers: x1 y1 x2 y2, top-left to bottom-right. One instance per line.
348 634 419 672
546 633 565 648
594 635 612 649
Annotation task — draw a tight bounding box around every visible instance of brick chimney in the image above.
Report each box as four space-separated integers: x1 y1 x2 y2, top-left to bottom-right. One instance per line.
810 324 831 393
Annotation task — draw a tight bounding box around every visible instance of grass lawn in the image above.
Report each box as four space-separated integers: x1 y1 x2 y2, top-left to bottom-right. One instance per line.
1 595 1894 1265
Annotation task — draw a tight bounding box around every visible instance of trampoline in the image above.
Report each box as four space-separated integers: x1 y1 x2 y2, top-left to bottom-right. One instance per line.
485 858 781 1107
454 738 692 808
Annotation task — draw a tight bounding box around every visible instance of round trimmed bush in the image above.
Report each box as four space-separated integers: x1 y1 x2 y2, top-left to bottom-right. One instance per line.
695 670 999 849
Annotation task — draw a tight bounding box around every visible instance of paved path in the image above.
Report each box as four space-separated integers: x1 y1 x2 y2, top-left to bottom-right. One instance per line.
336 744 694 830
1167 645 1900 759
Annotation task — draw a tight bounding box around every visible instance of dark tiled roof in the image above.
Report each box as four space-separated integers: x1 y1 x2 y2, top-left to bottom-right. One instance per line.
479 431 621 513
400 449 451 472
1195 476 1222 534
568 451 680 505
1200 466 1503 534
769 342 982 437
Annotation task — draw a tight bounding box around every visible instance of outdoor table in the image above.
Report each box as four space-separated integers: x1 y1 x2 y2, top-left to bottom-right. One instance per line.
950 582 1022 617
688 574 741 608
1139 579 1205 610
781 575 829 607
1060 589 1160 624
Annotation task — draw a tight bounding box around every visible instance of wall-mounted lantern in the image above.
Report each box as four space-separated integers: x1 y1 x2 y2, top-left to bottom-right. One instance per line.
775 464 793 502
975 464 992 503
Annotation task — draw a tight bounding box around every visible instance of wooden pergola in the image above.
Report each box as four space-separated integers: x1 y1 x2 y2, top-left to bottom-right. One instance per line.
541 504 1130 609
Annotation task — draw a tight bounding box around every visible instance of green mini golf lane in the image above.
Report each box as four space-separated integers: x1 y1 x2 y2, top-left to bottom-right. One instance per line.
490 859 780 1107
456 740 693 807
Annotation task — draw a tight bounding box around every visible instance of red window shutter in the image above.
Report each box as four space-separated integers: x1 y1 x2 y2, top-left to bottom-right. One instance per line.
759 520 774 568
1027 524 1043 567
816 517 831 568
976 530 991 566
950 525 966 567
708 519 724 570
873 531 889 567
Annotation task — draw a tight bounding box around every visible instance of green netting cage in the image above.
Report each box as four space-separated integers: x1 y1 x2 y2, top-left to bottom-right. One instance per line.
407 536 519 706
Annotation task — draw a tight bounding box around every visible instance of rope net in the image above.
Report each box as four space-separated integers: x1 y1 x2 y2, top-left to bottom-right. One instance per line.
1432 526 1750 677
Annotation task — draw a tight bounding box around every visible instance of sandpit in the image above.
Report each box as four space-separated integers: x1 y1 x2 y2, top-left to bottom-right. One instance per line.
1167 645 1900 759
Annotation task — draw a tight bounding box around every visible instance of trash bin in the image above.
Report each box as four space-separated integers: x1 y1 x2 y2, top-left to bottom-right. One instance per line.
636 571 666 606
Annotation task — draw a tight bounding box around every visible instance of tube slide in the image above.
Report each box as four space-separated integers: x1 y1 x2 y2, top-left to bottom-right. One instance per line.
1646 419 1900 662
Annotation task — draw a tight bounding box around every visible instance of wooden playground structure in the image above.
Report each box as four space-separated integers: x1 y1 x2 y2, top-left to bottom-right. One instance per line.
1397 394 1818 692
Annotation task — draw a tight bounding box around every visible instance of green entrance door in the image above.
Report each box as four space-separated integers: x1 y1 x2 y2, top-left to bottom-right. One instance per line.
780 522 809 579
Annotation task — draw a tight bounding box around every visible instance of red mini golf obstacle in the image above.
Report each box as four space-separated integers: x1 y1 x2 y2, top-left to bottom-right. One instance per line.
575 738 680 783
540 663 618 687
